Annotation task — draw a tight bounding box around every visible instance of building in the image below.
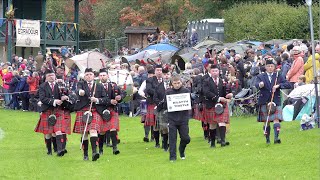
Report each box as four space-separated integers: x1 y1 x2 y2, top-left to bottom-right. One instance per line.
0 0 80 62
124 26 159 50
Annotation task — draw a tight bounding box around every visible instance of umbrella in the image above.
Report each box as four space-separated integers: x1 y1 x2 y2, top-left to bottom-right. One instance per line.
143 50 176 65
70 51 109 72
288 84 320 98
193 39 223 49
264 39 288 45
144 43 180 51
121 50 158 62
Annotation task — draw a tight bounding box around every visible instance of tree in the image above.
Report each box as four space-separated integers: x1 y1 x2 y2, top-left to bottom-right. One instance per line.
119 0 200 32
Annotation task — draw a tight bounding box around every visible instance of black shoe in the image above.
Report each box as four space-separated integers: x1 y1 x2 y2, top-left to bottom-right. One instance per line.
57 151 65 157
47 151 52 155
117 139 121 144
83 156 89 161
92 153 100 161
143 137 149 142
164 147 169 152
64 149 68 154
210 144 215 148
113 148 120 155
225 141 230 146
155 144 160 148
99 150 103 155
274 139 281 144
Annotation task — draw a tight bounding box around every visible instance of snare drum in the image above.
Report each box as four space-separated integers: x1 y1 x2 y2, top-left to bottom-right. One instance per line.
140 100 147 115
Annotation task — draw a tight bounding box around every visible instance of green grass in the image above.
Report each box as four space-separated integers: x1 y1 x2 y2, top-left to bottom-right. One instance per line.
0 109 319 179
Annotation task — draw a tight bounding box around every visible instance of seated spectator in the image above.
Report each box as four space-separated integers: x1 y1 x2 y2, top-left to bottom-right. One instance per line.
294 75 306 88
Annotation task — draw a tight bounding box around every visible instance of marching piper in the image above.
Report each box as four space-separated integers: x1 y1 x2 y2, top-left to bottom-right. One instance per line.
203 64 233 148
98 68 126 155
255 58 291 144
34 69 72 157
153 68 171 151
73 68 109 161
145 64 163 147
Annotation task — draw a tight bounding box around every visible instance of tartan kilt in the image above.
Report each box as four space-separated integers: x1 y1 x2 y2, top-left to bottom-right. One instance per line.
73 108 101 134
155 110 168 131
193 104 205 122
144 104 156 126
100 108 120 132
257 105 283 122
205 106 230 124
34 108 70 134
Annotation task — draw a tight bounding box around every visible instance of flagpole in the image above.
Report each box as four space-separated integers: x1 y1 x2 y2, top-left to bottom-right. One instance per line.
7 0 13 63
306 0 320 128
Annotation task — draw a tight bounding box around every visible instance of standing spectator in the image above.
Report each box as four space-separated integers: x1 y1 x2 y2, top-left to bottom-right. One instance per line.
190 29 198 47
18 70 30 111
286 46 304 89
234 54 246 89
2 65 13 108
6 70 20 110
304 46 320 84
27 71 40 112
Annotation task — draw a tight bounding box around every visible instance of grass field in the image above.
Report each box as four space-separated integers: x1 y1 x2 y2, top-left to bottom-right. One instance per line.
0 109 319 179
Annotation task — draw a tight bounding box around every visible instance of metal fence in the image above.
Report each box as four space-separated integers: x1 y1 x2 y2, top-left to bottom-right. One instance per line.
79 37 127 56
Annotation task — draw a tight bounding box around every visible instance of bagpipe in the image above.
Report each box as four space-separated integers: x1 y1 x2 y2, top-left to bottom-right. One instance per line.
56 79 78 111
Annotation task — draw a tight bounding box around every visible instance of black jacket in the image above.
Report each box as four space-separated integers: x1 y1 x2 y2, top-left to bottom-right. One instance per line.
39 82 61 112
145 76 161 104
74 81 110 116
202 77 227 109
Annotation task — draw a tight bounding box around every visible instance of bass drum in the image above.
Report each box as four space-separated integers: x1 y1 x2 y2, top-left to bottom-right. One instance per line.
108 69 134 103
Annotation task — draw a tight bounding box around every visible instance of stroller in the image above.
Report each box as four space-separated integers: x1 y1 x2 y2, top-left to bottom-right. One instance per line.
232 88 258 116
300 114 316 130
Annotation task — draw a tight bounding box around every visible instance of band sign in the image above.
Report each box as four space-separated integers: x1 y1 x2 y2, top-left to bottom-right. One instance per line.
166 93 191 112
16 20 40 47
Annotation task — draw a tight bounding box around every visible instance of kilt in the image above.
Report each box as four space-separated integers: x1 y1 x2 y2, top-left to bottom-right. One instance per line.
144 104 156 126
257 105 283 122
193 104 205 122
73 108 101 134
100 108 120 132
155 110 168 132
34 108 71 134
205 105 230 124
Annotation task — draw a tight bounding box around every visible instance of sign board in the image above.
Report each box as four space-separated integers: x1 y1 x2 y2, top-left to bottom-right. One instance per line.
16 20 40 47
166 93 191 112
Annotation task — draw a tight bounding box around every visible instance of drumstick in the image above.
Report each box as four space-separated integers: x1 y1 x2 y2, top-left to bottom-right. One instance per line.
263 71 279 135
80 82 97 150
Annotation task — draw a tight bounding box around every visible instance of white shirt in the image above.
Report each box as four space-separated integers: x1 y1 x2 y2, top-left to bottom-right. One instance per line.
138 80 146 97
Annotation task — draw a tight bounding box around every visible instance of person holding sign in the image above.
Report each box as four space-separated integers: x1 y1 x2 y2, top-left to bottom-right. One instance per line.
163 75 191 162
203 64 233 148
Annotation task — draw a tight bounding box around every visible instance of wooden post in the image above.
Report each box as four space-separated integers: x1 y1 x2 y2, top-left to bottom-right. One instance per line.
74 0 80 54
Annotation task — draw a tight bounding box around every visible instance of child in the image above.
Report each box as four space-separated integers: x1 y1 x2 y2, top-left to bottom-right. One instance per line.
163 75 191 162
294 75 306 88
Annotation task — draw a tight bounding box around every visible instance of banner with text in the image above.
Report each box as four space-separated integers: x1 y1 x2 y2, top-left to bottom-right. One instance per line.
16 20 40 47
166 93 191 112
